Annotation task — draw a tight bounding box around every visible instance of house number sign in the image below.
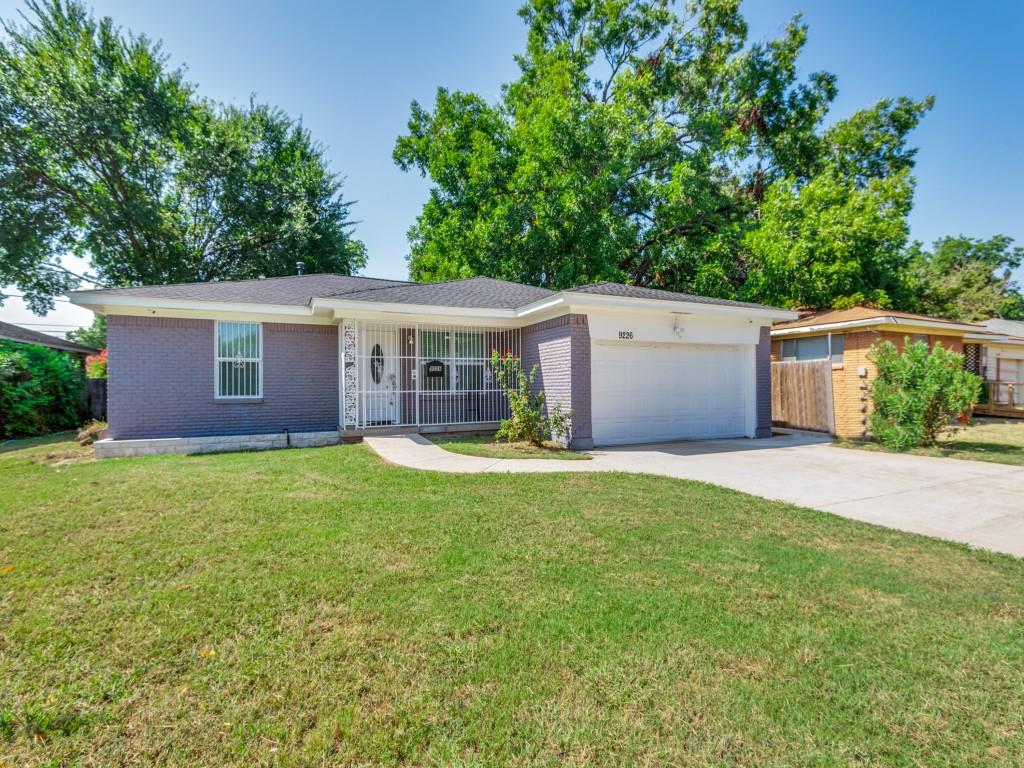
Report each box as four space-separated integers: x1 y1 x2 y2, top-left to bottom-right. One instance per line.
425 360 446 378
617 330 634 340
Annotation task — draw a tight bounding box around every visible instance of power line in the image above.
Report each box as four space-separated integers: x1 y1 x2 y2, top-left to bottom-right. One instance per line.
0 293 74 303
16 321 81 327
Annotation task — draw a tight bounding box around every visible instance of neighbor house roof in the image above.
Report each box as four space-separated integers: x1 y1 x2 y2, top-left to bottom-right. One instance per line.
982 318 1024 337
0 320 99 355
773 306 984 335
966 319 1024 347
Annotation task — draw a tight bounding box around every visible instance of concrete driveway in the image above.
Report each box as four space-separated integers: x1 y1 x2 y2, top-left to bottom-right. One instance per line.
366 432 1024 557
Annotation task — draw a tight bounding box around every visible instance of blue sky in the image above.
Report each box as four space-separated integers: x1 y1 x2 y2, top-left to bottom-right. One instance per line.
1 0 1022 332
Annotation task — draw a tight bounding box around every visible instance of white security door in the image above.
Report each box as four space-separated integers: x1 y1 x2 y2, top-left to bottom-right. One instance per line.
591 342 749 446
360 327 400 425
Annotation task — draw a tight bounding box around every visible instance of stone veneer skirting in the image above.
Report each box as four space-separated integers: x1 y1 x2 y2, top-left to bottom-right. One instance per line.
94 430 341 458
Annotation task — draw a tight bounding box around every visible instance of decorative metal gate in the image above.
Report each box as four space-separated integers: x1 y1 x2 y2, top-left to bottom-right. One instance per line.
345 322 521 429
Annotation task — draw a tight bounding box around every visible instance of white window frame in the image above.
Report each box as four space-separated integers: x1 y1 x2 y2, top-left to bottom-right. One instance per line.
215 321 263 400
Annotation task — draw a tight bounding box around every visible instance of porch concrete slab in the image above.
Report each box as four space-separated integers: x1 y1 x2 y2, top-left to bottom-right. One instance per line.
363 432 1024 557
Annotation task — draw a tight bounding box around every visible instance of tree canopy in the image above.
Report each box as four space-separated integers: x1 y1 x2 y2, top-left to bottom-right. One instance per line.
394 0 954 310
0 0 365 313
907 235 1024 321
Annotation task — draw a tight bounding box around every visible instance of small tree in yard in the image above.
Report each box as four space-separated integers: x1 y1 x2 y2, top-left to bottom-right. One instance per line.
868 339 981 451
490 351 572 447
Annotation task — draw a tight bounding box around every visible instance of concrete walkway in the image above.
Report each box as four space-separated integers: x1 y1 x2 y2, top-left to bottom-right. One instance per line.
365 432 1024 557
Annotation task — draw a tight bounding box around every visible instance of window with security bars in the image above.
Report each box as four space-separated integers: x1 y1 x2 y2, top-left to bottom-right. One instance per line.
420 329 485 392
216 321 262 398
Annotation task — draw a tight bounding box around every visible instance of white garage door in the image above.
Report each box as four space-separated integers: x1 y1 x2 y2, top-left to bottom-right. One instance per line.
591 342 749 446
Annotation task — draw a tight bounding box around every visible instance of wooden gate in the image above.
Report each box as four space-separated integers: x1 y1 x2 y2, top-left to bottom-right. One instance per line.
771 360 835 434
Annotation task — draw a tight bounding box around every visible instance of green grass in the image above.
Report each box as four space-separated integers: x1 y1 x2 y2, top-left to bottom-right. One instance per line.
1 436 1023 766
430 433 591 460
838 418 1024 467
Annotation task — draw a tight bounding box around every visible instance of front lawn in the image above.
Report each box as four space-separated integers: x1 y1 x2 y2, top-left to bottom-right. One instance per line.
838 417 1024 466
1 436 1022 766
430 433 591 460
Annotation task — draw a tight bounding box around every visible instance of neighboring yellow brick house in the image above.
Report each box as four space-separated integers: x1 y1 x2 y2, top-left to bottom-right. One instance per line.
770 307 983 438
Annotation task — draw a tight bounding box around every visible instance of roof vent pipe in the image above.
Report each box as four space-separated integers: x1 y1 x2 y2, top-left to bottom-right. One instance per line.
296 261 305 276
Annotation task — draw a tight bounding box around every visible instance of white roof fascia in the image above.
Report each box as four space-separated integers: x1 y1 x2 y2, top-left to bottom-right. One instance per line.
772 316 983 337
967 332 1024 346
311 298 520 323
515 296 567 317
559 291 797 321
71 287 798 326
69 291 320 319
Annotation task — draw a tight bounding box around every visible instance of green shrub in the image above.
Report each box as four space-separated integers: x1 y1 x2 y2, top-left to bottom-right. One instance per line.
0 341 86 438
490 351 572 446
868 339 981 451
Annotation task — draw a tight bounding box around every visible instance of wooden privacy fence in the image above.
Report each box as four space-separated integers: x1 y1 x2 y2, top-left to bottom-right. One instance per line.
771 360 835 434
86 378 107 421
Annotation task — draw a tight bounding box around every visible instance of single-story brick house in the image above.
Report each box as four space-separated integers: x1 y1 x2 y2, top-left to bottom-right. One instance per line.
69 274 796 457
770 307 985 438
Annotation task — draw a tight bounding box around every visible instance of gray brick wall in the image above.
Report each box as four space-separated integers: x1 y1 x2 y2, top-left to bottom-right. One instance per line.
107 315 338 440
755 325 771 438
521 314 593 449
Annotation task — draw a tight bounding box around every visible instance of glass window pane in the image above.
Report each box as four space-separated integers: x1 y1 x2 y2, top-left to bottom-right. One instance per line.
830 334 844 365
217 323 233 358
218 322 261 359
420 330 449 359
455 332 483 359
218 360 260 398
782 339 796 360
796 336 829 360
456 363 483 391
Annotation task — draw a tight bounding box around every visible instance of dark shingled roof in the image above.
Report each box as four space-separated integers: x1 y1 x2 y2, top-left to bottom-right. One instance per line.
0 320 99 354
71 274 411 306
325 276 555 309
566 282 785 311
72 274 786 313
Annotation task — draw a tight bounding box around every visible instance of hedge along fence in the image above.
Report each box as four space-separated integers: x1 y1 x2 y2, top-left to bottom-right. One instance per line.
0 341 86 438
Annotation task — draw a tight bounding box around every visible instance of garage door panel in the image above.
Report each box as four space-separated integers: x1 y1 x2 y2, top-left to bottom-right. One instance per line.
591 342 748 446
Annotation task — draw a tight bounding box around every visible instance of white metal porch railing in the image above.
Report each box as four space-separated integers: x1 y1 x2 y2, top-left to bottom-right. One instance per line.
349 322 521 429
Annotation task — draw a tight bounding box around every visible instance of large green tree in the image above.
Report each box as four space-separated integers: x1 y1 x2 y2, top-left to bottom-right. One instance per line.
395 0 929 305
742 96 931 309
0 0 365 313
906 235 1024 321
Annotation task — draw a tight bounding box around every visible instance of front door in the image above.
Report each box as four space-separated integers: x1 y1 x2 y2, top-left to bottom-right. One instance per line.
361 328 400 425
